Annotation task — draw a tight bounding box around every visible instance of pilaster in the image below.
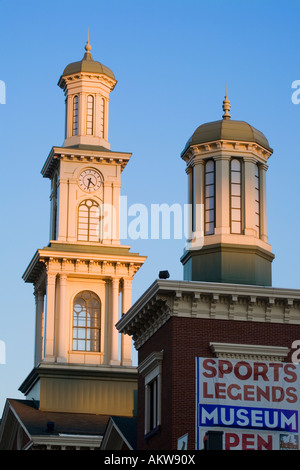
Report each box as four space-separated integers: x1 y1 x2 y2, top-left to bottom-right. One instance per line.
215 155 230 235
260 163 269 243
193 159 204 236
57 274 67 362
34 288 45 366
44 272 56 361
121 278 133 366
57 177 68 242
186 166 193 236
110 277 121 366
244 156 257 237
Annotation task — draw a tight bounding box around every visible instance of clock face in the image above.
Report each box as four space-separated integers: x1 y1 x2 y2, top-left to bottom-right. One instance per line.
78 169 102 192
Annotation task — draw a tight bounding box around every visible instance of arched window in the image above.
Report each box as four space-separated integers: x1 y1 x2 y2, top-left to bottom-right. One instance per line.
205 159 215 235
78 199 100 242
231 158 242 234
72 95 78 136
86 95 94 135
72 291 101 352
255 164 260 237
100 98 105 138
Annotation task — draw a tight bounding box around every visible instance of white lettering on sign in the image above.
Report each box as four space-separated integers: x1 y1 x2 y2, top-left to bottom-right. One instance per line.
196 358 300 450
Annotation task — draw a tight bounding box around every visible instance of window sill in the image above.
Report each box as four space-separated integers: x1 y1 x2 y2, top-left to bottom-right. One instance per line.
144 425 161 441
70 350 104 355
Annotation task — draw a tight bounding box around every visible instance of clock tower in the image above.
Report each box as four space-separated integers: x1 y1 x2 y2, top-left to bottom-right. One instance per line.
20 39 146 417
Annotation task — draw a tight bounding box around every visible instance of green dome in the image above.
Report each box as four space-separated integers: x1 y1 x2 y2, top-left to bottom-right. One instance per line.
60 39 115 82
62 51 115 80
182 119 272 155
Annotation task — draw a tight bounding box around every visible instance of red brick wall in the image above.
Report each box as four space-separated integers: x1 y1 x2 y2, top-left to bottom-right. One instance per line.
137 318 173 450
137 315 300 450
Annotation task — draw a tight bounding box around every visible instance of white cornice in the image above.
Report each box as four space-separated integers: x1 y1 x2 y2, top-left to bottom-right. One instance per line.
22 246 146 284
59 72 117 92
209 342 290 362
138 351 164 376
181 140 272 165
41 146 132 179
117 279 300 349
32 434 102 449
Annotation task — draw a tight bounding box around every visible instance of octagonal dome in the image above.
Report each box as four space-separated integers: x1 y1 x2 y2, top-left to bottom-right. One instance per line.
182 93 272 156
58 39 115 89
182 118 272 155
62 51 115 80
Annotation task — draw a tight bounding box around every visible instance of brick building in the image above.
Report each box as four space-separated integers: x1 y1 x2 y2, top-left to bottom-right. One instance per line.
117 280 300 450
116 94 300 451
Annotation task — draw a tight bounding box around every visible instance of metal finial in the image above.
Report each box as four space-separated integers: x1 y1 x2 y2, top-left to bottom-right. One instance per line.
85 29 92 52
222 85 231 120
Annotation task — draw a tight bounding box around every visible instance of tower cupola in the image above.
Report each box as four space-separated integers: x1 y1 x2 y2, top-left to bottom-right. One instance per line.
58 36 117 149
20 40 146 417
181 93 274 286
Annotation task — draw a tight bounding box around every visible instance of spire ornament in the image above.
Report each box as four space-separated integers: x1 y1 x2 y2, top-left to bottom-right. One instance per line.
83 29 93 61
222 86 231 120
85 29 92 52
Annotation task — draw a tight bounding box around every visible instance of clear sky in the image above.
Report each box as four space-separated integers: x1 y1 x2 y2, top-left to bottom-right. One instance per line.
1 0 300 413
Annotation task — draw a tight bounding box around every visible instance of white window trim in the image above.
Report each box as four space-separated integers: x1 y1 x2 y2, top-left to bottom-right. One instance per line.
210 342 289 362
138 351 163 436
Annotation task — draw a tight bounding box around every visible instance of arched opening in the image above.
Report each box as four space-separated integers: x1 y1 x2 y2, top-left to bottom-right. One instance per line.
72 291 101 352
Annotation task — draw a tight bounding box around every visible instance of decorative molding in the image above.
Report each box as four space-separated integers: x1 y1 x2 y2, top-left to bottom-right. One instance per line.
61 72 117 92
31 434 102 450
117 280 300 350
209 342 290 362
138 351 164 377
23 245 145 284
41 146 132 179
181 140 272 166
121 296 171 350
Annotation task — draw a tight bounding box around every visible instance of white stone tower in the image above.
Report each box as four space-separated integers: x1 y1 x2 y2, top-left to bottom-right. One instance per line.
20 38 146 416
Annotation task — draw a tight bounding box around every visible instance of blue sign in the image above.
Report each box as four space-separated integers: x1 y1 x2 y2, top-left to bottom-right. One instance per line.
198 404 298 433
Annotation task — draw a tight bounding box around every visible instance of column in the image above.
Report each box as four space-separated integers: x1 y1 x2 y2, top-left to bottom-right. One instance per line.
104 97 109 142
57 274 67 362
95 94 101 139
102 182 113 244
79 92 86 137
193 159 204 248
260 163 269 243
57 177 68 242
34 288 45 366
121 278 132 366
65 94 72 141
215 156 230 235
44 272 56 362
186 166 193 241
111 181 121 245
67 179 77 242
244 156 257 237
110 277 120 366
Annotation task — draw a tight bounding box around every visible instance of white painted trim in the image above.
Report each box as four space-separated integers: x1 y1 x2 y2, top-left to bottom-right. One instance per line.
209 342 290 361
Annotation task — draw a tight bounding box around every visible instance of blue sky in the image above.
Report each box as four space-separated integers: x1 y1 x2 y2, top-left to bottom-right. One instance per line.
1 0 300 412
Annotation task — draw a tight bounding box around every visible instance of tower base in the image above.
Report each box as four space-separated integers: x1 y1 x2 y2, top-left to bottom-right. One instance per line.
19 363 137 416
181 244 274 286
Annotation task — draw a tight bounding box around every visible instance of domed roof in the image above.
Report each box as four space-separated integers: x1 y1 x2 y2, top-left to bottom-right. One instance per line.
181 94 272 155
61 39 115 81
